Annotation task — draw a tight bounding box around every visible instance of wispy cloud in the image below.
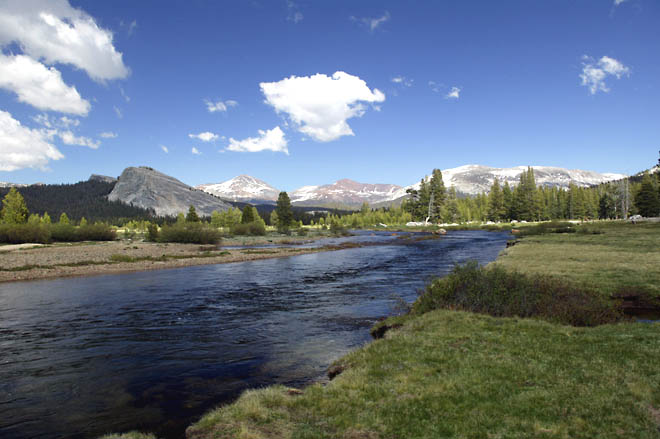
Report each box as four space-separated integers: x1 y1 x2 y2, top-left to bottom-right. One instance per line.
286 0 303 23
189 132 219 142
113 106 123 119
205 99 238 113
350 11 390 32
391 76 413 87
192 147 201 155
160 145 169 153
100 131 117 139
580 55 630 94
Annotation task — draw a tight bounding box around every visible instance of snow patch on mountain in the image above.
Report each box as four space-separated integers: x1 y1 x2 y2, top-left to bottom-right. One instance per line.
196 175 280 203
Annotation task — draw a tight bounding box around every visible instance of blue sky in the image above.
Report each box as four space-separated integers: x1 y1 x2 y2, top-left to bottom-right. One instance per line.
0 0 658 191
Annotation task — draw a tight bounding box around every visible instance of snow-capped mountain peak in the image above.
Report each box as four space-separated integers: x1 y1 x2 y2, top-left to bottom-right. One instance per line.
196 175 280 203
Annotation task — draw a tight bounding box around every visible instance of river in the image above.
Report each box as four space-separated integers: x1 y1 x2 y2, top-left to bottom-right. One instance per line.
0 230 509 439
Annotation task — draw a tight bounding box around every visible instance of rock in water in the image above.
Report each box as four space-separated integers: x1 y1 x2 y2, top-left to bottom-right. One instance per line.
108 166 232 217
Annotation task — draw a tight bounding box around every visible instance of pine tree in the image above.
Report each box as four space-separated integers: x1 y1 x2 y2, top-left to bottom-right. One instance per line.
186 205 201 222
41 212 51 224
59 212 70 224
241 205 255 223
1 187 29 224
502 181 513 221
634 172 660 217
428 169 447 221
443 186 459 223
598 192 615 219
210 210 222 228
275 191 293 231
487 179 505 221
79 217 88 227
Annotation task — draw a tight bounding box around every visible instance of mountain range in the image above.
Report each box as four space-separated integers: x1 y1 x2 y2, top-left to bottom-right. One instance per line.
196 165 626 208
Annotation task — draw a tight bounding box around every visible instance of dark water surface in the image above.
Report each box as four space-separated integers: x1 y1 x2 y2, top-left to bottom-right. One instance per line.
0 231 509 439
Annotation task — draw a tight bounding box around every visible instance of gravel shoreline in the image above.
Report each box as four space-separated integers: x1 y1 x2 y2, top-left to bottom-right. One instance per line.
0 240 331 283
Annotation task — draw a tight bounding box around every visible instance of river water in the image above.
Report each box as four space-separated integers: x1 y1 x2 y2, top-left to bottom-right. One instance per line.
0 230 509 439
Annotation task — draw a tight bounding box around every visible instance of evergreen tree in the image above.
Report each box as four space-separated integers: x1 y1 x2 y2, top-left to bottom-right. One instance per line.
1 187 29 224
634 172 660 217
59 212 70 224
275 191 294 231
79 217 88 227
428 169 447 221
241 205 256 223
270 210 279 227
27 213 41 225
598 192 615 219
176 212 186 224
502 181 513 221
186 205 201 222
487 179 505 221
41 212 51 224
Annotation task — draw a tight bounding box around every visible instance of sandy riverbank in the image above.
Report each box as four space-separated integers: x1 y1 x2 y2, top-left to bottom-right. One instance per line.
0 240 332 283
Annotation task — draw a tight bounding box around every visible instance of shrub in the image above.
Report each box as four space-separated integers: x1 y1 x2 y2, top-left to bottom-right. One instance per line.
0 223 52 244
413 261 622 327
50 223 116 242
146 223 159 242
230 220 266 236
159 222 221 244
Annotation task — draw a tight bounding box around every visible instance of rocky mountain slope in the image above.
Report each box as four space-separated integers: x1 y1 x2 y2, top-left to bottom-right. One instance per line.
196 175 280 204
0 182 29 188
89 174 118 184
290 179 403 207
108 167 232 216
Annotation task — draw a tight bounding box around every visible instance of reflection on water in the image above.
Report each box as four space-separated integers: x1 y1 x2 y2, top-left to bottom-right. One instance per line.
0 230 509 439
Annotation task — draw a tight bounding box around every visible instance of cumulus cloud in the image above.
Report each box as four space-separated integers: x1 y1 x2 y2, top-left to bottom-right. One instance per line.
99 131 117 138
188 132 219 142
205 99 238 113
0 110 64 171
580 55 630 94
227 126 288 154
160 145 169 153
351 11 390 32
0 0 129 81
56 130 99 149
260 71 385 142
392 76 413 87
191 147 201 155
445 86 461 99
0 54 90 115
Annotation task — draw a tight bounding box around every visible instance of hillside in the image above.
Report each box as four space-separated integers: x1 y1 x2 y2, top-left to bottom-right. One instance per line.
108 166 232 217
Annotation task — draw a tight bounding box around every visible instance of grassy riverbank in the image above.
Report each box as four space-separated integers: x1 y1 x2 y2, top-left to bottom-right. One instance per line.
183 221 660 439
497 221 660 298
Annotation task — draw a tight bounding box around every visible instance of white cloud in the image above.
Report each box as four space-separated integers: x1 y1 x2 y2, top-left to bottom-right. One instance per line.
0 0 129 81
59 116 79 127
260 71 385 142
191 147 201 155
160 145 169 153
614 0 628 5
227 126 288 154
351 11 390 32
119 86 130 102
99 131 117 138
56 130 99 149
0 54 90 115
580 55 630 94
392 76 413 87
0 110 64 171
188 132 219 142
445 86 461 99
205 99 238 113
286 1 303 23
428 80 441 93
113 106 123 119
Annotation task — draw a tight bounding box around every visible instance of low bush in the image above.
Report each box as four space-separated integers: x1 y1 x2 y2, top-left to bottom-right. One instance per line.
413 261 622 326
159 222 222 244
0 223 52 244
514 221 575 236
50 223 116 242
230 220 266 236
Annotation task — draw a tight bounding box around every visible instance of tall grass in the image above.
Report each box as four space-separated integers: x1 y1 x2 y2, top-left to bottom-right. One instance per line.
412 261 622 326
